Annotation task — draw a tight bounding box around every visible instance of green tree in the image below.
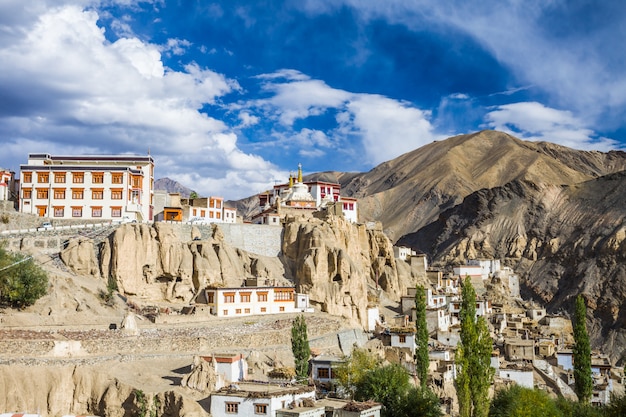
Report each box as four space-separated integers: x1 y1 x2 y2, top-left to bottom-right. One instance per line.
415 284 430 387
456 277 495 417
291 314 311 382
573 295 593 403
489 385 561 417
605 392 626 417
189 191 199 199
334 347 381 398
0 244 48 307
355 363 411 417
402 386 443 417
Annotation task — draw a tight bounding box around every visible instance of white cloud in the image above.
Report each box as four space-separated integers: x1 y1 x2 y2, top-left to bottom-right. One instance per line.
246 71 439 165
484 102 620 151
160 37 192 56
0 4 274 199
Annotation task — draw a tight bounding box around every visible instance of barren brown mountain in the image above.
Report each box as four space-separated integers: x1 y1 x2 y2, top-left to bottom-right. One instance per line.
314 130 626 242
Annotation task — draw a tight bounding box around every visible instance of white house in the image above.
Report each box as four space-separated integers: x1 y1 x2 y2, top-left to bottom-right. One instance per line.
210 382 316 417
200 353 248 387
498 366 534 388
556 349 574 372
426 308 451 333
202 286 312 317
390 329 416 351
393 246 415 261
467 259 501 277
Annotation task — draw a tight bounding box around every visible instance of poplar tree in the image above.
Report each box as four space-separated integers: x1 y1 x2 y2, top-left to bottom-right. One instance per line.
573 294 593 403
415 284 429 387
456 277 494 417
291 314 311 382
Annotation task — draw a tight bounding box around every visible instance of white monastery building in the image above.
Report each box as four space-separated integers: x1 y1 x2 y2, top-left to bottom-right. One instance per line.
256 164 358 224
19 153 154 221
202 285 312 317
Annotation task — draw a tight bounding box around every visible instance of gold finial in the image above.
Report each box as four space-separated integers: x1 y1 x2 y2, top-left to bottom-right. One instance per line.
289 171 293 188
297 163 303 183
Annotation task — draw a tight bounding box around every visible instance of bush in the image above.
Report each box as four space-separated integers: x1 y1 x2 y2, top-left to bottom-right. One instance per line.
0 243 48 307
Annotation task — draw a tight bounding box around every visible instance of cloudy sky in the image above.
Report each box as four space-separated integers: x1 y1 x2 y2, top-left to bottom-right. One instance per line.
1 0 625 199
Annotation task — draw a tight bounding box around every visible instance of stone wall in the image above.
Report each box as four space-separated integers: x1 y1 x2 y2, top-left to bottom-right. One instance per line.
217 223 283 257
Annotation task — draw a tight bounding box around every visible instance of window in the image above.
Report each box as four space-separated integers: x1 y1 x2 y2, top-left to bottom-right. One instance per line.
217 212 221 219
399 335 406 343
225 402 239 414
240 293 251 303
260 307 266 313
131 175 140 187
236 309 242 314
274 290 293 301
53 207 64 217
54 173 66 183
245 308 250 314
224 293 235 303
254 404 267 415
36 188 49 199
23 188 32 199
37 172 49 183
257 293 268 302
23 172 32 183
72 207 82 217
92 172 104 184
193 209 197 216
72 172 84 183
112 173 123 184
53 188 65 199
92 189 104 199
209 211 214 218
317 368 330 379
223 310 228 316
111 189 123 200
111 207 122 217
72 189 84 199
207 293 214 303
200 210 205 217
92 207 102 217
216 200 222 209
279 306 285 312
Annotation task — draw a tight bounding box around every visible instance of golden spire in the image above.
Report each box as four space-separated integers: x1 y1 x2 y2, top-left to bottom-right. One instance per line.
289 171 293 188
297 163 303 183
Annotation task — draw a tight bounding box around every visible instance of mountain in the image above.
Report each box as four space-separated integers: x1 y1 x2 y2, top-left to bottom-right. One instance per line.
332 130 626 242
154 177 194 197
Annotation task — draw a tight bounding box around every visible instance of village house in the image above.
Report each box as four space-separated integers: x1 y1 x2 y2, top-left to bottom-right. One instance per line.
393 246 416 261
309 354 344 391
504 338 535 362
210 382 316 417
276 398 381 417
153 190 237 223
498 364 534 389
0 167 18 203
198 353 248 390
19 153 154 221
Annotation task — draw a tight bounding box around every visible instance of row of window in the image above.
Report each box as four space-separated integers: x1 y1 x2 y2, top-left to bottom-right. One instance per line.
191 208 222 219
212 291 294 304
225 402 267 414
43 206 124 217
222 306 284 315
23 172 125 184
23 188 128 200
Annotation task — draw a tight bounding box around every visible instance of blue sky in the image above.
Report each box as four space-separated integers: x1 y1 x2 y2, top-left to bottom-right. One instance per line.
1 0 625 199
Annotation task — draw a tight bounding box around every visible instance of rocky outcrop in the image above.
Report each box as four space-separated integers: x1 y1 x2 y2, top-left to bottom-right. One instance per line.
60 237 101 277
0 365 207 417
281 214 424 327
96 222 288 302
